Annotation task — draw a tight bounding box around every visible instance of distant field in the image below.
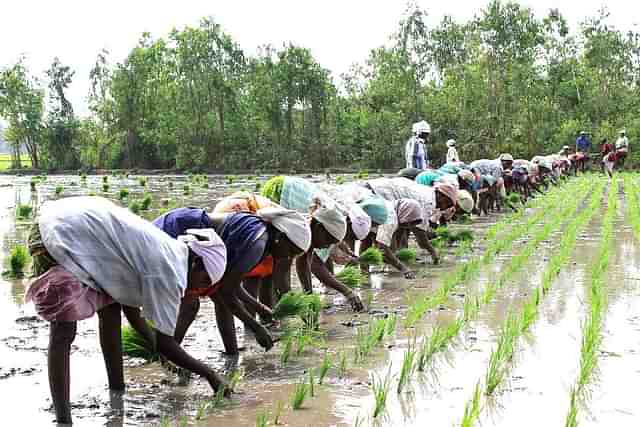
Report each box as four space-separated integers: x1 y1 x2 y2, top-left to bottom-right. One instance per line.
0 153 32 170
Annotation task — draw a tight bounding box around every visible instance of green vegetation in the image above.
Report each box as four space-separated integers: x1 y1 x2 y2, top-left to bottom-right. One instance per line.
129 200 141 214
335 175 345 185
119 188 129 200
138 177 147 187
371 368 392 419
335 266 365 288
261 176 285 203
15 203 33 219
8 245 30 277
141 193 152 210
397 341 416 394
359 247 383 265
272 291 322 327
290 380 309 410
318 352 332 384
256 411 268 427
55 185 63 196
121 323 159 360
395 248 416 263
102 183 109 192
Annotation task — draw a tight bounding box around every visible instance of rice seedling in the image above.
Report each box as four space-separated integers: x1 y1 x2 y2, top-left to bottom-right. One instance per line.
256 410 268 427
168 181 174 190
308 370 316 397
335 266 365 288
397 341 416 394
460 382 482 427
454 230 474 243
129 201 141 215
102 175 108 183
55 185 63 196
338 351 348 378
371 367 392 418
141 193 153 210
227 175 236 184
138 176 147 187
272 291 322 327
364 291 374 308
9 245 29 277
183 184 191 195
254 182 262 192
385 313 397 336
335 175 345 185
318 352 332 384
290 380 309 410
118 188 129 200
280 335 293 364
273 400 284 425
395 248 417 263
30 180 37 191
121 323 159 360
416 319 463 371
159 416 171 427
359 247 383 265
195 400 210 420
102 183 110 192
356 170 369 179
16 204 33 219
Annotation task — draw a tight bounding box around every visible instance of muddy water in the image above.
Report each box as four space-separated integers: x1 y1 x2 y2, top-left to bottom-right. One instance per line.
1 174 619 427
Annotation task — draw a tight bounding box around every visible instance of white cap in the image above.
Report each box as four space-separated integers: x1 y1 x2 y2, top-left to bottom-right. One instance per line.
446 139 456 147
620 129 626 134
499 153 513 161
412 121 431 134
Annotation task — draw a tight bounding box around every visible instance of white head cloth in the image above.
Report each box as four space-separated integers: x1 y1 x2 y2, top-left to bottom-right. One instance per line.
177 229 227 285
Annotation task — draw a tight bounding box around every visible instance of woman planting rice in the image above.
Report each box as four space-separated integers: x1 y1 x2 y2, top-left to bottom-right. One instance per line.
153 206 310 355
26 197 229 424
260 176 366 311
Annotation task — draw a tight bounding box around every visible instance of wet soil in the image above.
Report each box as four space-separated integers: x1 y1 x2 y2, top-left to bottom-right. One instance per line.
1 174 633 427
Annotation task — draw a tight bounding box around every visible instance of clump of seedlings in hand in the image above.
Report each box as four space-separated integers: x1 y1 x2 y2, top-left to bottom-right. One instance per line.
335 266 365 288
371 367 392 418
141 193 153 210
121 322 158 360
55 185 63 196
16 204 33 219
359 247 384 265
8 245 30 277
395 248 417 263
291 380 309 410
273 291 322 327
318 352 332 384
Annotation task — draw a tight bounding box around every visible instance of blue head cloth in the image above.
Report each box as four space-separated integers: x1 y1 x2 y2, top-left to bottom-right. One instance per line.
358 196 389 225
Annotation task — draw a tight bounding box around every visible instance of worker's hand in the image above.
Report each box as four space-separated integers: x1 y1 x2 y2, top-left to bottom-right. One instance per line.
207 371 231 396
254 328 275 351
432 255 440 265
348 294 365 312
403 270 416 279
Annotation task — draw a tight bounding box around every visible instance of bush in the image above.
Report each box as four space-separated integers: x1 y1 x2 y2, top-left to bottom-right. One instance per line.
9 245 29 277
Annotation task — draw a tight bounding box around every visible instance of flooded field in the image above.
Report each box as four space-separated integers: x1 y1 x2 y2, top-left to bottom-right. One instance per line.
1 173 639 426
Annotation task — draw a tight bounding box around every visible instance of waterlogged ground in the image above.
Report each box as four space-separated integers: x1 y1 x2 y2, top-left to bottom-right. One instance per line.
1 173 639 426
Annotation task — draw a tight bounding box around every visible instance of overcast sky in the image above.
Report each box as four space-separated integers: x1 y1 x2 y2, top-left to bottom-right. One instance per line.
1 0 638 116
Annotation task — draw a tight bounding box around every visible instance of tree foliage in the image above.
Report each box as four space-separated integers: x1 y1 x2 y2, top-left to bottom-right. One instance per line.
2 3 640 171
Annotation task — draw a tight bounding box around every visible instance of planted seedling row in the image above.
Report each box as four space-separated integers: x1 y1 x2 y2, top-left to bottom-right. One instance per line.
457 179 606 426
403 178 586 329
564 179 618 427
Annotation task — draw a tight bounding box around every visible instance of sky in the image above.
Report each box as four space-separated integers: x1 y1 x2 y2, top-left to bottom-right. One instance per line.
1 0 638 116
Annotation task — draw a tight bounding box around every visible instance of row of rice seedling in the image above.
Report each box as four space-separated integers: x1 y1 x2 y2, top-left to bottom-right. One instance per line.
623 174 640 240
403 177 588 329
457 179 603 426
564 178 618 427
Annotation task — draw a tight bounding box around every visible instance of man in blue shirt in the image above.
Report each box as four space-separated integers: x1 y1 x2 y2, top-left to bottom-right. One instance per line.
575 131 591 173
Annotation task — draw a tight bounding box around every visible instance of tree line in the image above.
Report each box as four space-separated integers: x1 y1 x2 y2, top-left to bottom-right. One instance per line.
1 1 639 172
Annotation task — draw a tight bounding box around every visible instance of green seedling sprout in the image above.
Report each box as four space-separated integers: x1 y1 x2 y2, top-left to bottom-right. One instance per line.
102 183 110 192
336 266 365 288
102 175 108 184
397 341 416 394
318 352 332 384
273 400 284 425
371 367 392 418
308 370 315 397
129 201 141 215
183 184 191 195
141 193 153 210
16 204 33 219
281 335 293 365
395 248 417 263
119 188 129 200
291 380 309 410
338 351 348 378
30 180 37 191
256 410 269 427
55 185 63 196
138 176 147 187
8 245 30 277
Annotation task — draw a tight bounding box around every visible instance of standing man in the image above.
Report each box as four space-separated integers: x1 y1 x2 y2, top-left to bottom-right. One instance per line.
405 120 430 169
575 131 591 173
615 129 629 169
